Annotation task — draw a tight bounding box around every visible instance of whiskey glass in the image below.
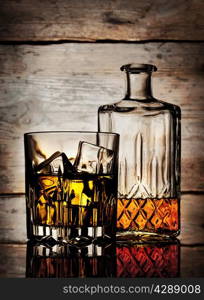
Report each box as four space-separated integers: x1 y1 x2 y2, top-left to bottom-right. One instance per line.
24 131 119 244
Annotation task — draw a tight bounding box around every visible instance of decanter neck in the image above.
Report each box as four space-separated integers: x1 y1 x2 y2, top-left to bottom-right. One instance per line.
121 64 156 100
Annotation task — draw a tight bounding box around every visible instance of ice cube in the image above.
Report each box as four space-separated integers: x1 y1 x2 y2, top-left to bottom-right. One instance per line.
36 151 75 175
74 142 114 174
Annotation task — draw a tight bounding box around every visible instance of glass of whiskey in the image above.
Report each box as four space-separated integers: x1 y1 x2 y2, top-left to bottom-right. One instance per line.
24 131 119 244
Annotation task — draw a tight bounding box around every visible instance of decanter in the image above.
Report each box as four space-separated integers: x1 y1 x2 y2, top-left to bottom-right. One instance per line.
98 63 181 241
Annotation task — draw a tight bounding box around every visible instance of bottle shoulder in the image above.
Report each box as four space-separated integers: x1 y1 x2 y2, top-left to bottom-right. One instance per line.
98 98 181 117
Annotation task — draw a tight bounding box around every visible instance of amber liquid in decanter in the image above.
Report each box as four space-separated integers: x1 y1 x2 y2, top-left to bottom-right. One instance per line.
117 197 179 238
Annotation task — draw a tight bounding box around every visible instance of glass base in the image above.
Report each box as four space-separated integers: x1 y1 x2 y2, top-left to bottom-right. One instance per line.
29 225 114 245
116 230 180 244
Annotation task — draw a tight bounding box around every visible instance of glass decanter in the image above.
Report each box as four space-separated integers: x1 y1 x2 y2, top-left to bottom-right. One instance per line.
98 63 181 241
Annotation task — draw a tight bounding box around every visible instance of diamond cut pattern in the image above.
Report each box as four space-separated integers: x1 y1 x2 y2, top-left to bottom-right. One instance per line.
117 198 179 232
117 244 179 277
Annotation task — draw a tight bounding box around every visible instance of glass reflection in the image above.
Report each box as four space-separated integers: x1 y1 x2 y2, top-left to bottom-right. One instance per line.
26 241 116 278
26 240 180 278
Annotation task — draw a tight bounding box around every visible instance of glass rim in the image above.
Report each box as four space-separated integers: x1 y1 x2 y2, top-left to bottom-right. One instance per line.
24 130 119 137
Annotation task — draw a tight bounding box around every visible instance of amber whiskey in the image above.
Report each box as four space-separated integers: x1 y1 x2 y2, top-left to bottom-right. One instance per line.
117 198 179 239
27 173 116 241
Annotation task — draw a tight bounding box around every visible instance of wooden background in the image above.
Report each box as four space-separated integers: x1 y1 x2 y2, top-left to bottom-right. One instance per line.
0 0 204 277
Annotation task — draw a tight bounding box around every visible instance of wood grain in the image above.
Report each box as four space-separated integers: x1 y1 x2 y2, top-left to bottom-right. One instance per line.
0 43 204 193
0 0 204 41
0 243 204 277
0 195 26 243
0 194 203 244
181 194 204 246
0 244 26 278
181 246 204 277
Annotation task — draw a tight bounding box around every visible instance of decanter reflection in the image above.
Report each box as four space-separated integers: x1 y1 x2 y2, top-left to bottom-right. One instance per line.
26 240 180 278
117 241 180 277
98 63 181 240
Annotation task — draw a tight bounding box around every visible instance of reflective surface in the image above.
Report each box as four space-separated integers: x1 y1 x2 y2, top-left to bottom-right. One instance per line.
26 240 180 278
26 241 116 278
117 241 180 277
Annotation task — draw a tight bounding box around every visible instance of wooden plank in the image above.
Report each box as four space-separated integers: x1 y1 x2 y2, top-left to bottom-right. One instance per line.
0 195 26 243
0 43 204 193
181 194 204 246
0 0 204 41
0 244 26 278
0 194 203 244
181 246 204 277
0 243 204 277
